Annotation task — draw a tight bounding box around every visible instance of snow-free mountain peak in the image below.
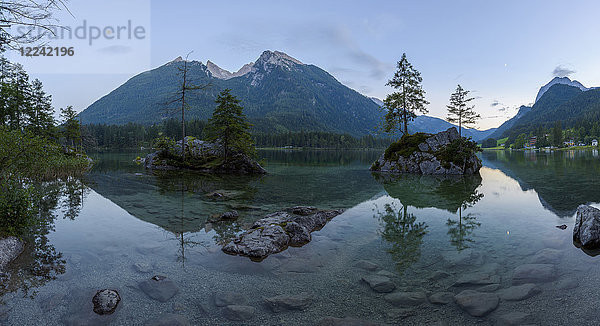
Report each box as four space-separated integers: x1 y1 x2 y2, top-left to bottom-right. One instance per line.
255 50 303 70
535 76 588 103
206 60 254 80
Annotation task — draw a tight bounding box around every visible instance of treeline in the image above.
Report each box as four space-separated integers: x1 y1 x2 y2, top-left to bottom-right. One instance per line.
82 119 392 150
1 55 90 237
492 120 600 149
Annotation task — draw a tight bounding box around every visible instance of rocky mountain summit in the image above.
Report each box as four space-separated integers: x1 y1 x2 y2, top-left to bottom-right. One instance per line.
370 128 482 175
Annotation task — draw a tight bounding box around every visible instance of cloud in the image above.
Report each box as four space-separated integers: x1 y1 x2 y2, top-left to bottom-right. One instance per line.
97 45 132 54
552 65 575 78
491 100 509 112
318 26 394 80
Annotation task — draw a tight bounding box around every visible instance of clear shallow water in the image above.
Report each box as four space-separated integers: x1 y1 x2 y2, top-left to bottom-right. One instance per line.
2 149 600 325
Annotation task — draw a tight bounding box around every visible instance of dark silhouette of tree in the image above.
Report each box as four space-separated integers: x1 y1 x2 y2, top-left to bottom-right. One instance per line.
205 89 254 161
446 84 479 137
0 0 69 50
381 53 429 136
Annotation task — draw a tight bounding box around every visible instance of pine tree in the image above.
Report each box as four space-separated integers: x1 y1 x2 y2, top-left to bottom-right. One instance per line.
60 106 80 148
26 79 55 138
205 89 254 161
446 85 480 137
382 53 429 136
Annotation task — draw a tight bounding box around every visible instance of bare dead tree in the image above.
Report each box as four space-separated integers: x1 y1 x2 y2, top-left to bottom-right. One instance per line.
164 51 211 162
0 0 70 50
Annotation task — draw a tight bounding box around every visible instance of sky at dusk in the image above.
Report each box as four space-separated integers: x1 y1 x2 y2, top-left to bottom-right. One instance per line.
9 0 600 130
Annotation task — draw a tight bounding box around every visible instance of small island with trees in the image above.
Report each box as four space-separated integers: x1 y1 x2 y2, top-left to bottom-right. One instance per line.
370 54 482 175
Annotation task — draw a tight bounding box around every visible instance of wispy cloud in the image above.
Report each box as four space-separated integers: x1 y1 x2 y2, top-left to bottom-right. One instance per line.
552 65 575 78
491 99 510 112
97 45 132 54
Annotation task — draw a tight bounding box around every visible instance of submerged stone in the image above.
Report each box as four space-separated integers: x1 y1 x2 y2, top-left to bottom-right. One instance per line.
361 275 396 293
0 237 24 270
139 275 179 302
512 264 557 284
145 313 191 326
92 289 121 315
428 292 454 304
214 291 246 307
264 292 313 312
383 292 427 307
223 305 255 321
454 290 499 317
354 260 380 271
318 316 381 326
498 283 542 301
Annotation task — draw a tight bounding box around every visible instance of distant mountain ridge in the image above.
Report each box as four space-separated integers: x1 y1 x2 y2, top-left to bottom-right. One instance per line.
79 50 383 136
535 76 588 103
368 97 495 142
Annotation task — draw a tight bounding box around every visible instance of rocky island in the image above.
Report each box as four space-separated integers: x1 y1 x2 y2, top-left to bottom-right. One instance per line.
222 206 344 261
370 127 482 175
144 136 266 174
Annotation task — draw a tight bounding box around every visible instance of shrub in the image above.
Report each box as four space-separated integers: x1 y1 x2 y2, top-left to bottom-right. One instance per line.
435 137 482 169
0 178 37 237
384 133 430 161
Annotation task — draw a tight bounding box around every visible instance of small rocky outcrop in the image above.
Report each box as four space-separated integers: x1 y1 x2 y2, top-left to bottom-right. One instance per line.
573 204 600 249
0 236 24 270
144 137 266 174
222 207 344 261
370 128 481 175
92 289 121 315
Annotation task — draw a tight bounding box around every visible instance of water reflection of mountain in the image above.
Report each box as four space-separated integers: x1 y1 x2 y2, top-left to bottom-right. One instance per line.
373 173 483 213
84 150 385 234
481 150 600 217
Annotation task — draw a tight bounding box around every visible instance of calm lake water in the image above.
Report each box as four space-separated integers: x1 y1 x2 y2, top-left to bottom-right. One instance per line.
2 149 600 325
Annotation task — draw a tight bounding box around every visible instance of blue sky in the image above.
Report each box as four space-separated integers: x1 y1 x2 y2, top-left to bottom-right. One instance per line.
11 0 600 130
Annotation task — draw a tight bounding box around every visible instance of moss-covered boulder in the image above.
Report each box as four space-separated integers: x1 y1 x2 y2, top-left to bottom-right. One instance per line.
371 128 481 175
144 136 266 174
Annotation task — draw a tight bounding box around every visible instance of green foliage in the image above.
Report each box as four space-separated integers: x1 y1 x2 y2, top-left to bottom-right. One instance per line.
446 85 479 137
0 56 90 238
205 89 255 159
434 137 481 169
481 138 497 148
512 133 528 149
381 53 429 135
153 135 176 152
60 105 80 148
0 178 36 237
384 132 430 160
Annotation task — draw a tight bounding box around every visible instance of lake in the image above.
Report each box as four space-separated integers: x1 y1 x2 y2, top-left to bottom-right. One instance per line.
2 149 600 325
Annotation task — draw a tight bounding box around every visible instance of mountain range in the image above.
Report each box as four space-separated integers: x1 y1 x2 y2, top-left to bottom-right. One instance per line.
78 50 597 142
80 50 383 136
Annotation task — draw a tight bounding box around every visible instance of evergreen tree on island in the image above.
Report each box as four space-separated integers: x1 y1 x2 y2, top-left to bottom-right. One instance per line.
381 53 429 136
205 89 255 161
446 85 480 137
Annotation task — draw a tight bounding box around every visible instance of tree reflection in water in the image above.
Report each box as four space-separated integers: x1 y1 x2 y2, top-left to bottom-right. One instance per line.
446 190 483 251
1 178 88 299
374 203 428 274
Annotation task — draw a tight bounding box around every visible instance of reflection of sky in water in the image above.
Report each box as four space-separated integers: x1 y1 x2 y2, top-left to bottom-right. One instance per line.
2 150 600 325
